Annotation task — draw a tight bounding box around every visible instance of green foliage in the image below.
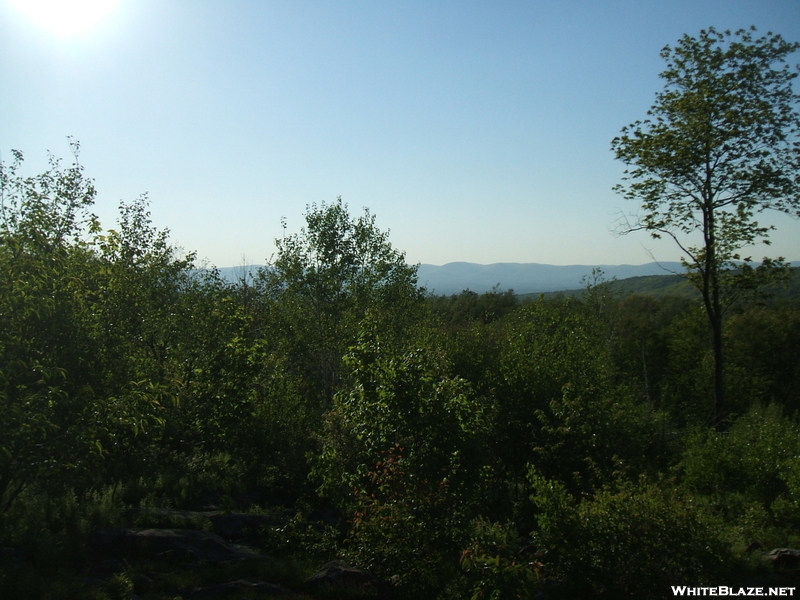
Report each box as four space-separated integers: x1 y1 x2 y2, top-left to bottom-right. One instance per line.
612 26 800 421
162 273 315 495
659 306 715 426
238 198 428 496
681 404 800 532
3 140 800 598
494 299 606 458
427 287 519 328
493 298 612 480
459 518 542 600
0 142 107 516
534 383 668 495
612 26 800 262
1 144 206 515
530 470 732 599
498 298 606 398
257 198 422 407
314 322 489 593
725 306 800 415
609 294 692 405
91 195 195 384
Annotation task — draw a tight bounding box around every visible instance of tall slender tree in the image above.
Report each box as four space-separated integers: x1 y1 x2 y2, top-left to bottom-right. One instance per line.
612 27 800 424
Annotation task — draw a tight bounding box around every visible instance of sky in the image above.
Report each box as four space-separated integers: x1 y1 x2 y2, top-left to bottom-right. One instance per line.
1 0 799 268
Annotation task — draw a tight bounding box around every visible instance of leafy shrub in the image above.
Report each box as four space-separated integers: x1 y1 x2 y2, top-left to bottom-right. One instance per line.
681 403 800 544
314 321 490 595
459 518 542 600
533 382 669 495
529 469 732 599
0 484 129 600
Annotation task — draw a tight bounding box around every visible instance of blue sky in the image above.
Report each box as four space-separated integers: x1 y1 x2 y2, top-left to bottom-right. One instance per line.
2 0 799 267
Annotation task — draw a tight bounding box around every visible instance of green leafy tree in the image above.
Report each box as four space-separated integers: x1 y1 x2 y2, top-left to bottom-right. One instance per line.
257 197 422 407
612 27 800 423
314 320 489 593
0 142 105 515
171 272 316 496
89 196 203 484
493 298 610 480
659 307 715 427
609 294 692 408
0 143 196 513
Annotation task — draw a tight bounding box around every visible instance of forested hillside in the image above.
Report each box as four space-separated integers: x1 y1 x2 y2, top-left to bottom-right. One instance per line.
1 146 800 600
525 267 800 302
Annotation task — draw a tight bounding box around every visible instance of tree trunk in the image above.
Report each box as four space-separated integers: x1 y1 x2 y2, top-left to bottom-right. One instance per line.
710 307 725 426
704 200 725 426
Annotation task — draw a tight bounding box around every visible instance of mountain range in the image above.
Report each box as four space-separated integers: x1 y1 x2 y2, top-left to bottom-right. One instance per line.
215 261 687 295
415 261 688 295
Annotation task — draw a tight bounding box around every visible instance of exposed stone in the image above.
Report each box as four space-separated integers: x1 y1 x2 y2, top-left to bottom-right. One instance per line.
86 528 266 564
206 512 273 540
304 560 395 599
127 507 213 530
763 548 800 571
129 507 276 540
190 578 291 598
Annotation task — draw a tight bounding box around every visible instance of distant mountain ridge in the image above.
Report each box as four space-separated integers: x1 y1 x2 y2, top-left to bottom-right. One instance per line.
214 262 686 294
416 261 686 295
214 261 799 297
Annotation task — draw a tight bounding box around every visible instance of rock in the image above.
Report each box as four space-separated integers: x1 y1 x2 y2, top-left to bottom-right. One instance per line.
304 561 395 599
129 507 275 540
206 512 273 540
190 578 291 598
86 528 267 564
128 507 213 530
763 548 800 571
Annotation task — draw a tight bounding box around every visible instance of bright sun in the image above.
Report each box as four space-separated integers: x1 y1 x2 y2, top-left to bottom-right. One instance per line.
10 0 117 38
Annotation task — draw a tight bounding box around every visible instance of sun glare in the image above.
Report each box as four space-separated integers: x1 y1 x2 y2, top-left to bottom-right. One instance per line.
10 0 117 38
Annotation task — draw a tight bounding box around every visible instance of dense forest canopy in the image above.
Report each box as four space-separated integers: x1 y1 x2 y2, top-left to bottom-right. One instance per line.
2 28 800 600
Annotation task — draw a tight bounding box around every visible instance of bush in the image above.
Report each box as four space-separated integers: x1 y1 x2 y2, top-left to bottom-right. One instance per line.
313 321 490 595
529 470 732 599
459 518 542 600
680 404 800 545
